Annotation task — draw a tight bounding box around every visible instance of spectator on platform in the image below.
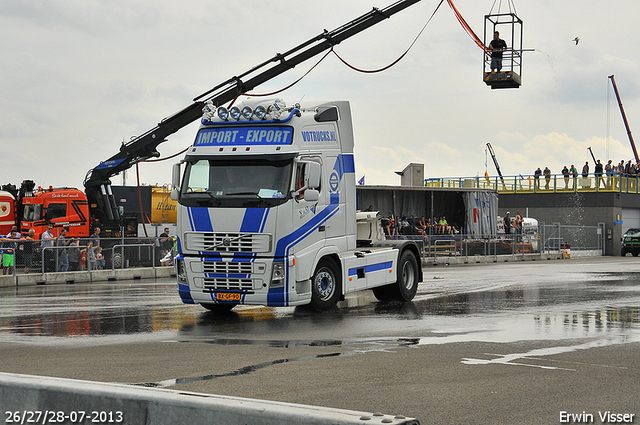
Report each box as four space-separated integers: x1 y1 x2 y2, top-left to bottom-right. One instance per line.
570 164 578 189
439 217 452 235
543 167 551 190
562 166 570 189
534 167 542 189
605 160 613 189
595 159 604 188
417 216 427 235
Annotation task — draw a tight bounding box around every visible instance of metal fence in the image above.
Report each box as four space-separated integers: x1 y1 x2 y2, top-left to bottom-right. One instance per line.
1 225 605 278
0 237 175 277
387 222 605 260
426 174 640 195
538 222 605 253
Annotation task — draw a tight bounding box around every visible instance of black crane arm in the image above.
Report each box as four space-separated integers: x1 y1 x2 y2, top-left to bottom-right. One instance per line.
82 0 423 227
83 0 422 191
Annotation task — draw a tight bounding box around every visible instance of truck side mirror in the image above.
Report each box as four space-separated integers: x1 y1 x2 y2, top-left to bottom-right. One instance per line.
304 189 319 202
171 162 181 201
306 162 321 189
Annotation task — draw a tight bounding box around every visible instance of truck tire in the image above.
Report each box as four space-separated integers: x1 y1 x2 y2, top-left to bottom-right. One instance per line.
310 258 341 311
373 250 419 302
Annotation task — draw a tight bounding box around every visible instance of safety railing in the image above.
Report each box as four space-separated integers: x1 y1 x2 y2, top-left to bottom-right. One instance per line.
425 174 640 194
387 225 602 261
1 237 175 277
111 244 158 270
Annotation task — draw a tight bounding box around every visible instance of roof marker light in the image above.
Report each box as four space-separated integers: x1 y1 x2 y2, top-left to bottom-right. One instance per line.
241 106 253 120
217 107 229 121
254 105 267 120
229 106 241 120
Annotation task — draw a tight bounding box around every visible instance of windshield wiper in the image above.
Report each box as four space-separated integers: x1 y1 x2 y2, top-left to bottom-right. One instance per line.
185 191 221 205
225 192 261 198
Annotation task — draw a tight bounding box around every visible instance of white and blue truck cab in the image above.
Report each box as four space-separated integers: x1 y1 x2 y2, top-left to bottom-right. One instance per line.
172 98 422 311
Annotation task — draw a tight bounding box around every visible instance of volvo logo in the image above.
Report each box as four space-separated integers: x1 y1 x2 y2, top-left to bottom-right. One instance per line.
329 171 339 192
222 238 231 246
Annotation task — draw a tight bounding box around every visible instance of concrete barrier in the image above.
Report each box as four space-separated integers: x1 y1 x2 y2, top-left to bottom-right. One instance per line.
422 252 565 266
0 267 175 288
0 372 419 425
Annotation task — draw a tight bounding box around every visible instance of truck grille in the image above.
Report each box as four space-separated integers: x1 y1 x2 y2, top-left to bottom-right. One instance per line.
203 277 253 291
202 260 256 291
186 232 272 253
203 261 253 274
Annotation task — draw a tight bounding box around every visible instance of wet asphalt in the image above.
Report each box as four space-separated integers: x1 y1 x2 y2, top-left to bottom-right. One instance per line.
1 256 639 424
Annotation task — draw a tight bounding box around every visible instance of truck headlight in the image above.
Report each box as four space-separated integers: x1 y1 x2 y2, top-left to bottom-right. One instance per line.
271 261 285 287
176 259 187 283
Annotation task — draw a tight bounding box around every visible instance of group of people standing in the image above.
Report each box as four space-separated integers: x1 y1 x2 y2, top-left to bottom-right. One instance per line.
503 210 524 235
2 225 105 274
533 159 639 190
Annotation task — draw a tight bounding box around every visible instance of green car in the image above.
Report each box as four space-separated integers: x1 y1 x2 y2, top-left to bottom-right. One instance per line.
621 228 640 256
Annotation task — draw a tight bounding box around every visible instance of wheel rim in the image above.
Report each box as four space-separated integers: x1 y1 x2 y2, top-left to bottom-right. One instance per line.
401 260 415 291
314 269 335 301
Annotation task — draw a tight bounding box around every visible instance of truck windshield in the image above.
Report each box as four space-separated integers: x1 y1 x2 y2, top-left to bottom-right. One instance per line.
23 204 42 221
180 158 293 208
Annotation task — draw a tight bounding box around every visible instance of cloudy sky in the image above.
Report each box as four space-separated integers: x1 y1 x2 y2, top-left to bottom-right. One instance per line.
1 1 639 190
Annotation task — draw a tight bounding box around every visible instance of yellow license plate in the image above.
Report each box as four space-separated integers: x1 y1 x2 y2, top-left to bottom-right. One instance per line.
215 293 242 301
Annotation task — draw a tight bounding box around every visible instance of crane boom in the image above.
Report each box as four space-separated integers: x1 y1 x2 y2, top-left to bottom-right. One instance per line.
486 142 505 188
83 0 423 226
608 74 639 163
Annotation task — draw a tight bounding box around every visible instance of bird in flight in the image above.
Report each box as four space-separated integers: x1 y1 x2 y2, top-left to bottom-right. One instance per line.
572 37 580 45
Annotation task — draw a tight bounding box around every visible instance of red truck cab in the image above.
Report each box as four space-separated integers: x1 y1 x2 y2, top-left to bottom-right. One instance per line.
20 187 90 239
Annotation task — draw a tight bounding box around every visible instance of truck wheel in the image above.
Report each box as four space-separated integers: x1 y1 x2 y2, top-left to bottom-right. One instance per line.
373 250 419 302
310 258 341 311
395 250 419 301
372 285 394 301
633 252 639 257
621 249 626 256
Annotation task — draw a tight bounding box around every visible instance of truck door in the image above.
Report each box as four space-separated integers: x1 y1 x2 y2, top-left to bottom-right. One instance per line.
291 158 326 253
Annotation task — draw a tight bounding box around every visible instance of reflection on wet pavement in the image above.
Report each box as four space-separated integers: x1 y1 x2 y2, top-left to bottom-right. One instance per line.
0 271 639 352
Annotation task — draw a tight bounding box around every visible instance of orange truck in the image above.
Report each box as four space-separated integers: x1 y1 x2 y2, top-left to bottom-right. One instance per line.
20 186 91 239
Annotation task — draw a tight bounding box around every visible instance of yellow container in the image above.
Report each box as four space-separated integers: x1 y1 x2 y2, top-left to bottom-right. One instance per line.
151 186 177 224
